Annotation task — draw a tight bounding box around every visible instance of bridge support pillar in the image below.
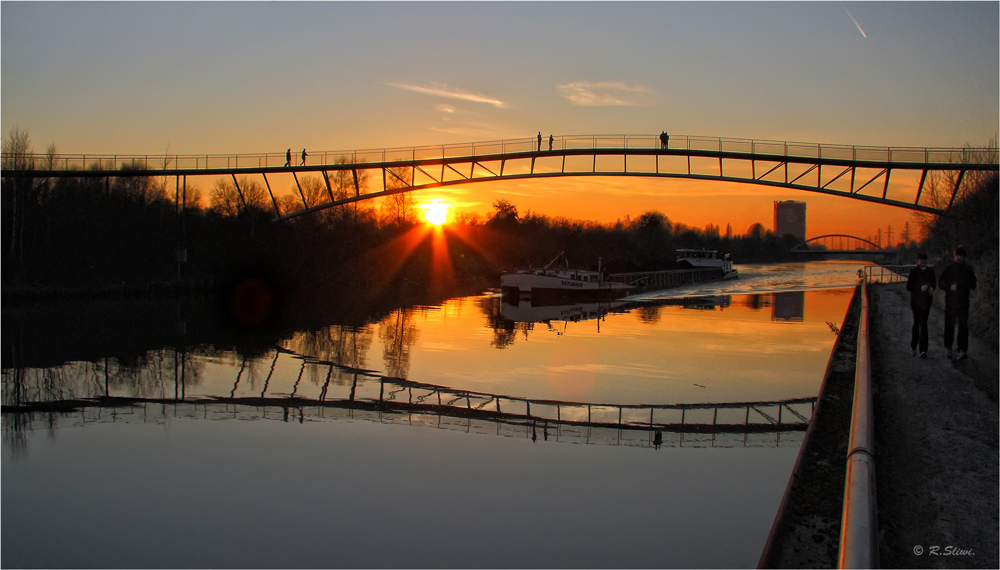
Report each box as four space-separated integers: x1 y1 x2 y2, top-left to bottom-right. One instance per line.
261 172 280 216
231 173 248 209
321 170 335 203
291 171 307 208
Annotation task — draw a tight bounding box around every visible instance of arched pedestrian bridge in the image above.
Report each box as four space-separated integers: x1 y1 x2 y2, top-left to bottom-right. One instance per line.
4 134 996 220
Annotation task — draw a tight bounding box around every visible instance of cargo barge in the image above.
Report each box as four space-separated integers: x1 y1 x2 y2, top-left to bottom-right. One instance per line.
501 250 737 302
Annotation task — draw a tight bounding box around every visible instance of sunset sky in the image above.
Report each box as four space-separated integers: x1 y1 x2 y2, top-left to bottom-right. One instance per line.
3 2 997 240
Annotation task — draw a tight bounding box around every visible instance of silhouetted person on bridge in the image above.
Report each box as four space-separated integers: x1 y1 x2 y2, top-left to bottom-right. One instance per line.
938 246 976 360
301 148 308 166
285 148 291 167
548 134 554 151
659 131 669 149
905 253 935 358
537 132 542 151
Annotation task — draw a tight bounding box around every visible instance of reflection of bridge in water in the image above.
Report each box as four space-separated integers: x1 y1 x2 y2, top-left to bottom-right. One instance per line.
6 348 816 450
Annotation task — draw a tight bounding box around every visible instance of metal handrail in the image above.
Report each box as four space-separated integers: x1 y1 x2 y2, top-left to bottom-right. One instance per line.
3 134 996 174
863 264 913 284
838 279 878 569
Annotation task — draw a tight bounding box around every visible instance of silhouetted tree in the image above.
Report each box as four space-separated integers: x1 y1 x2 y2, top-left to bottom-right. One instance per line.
2 127 35 265
297 175 327 209
491 199 519 222
211 176 268 215
382 166 414 226
747 222 767 240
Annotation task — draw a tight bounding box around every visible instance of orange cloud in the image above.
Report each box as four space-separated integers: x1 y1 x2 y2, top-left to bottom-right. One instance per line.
557 81 653 106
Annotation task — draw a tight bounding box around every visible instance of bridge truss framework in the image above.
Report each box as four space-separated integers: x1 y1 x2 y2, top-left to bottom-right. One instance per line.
3 134 996 221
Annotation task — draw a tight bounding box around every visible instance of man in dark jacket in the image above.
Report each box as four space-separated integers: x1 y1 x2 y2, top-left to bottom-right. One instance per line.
905 253 935 357
937 246 977 359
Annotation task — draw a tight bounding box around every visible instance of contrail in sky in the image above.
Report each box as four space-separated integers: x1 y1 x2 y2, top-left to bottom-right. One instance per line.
387 82 507 108
844 6 867 38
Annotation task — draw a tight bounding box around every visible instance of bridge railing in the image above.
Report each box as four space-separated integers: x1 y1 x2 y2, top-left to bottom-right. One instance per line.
2 134 996 174
863 264 913 284
6 396 812 450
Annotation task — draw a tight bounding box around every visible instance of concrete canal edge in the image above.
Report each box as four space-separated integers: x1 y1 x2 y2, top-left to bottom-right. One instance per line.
758 284 862 569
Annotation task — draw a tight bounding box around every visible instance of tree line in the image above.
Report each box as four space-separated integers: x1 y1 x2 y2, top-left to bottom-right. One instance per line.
918 167 998 349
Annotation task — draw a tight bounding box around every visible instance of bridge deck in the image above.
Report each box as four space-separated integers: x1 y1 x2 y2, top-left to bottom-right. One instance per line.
4 134 996 218
3 134 995 175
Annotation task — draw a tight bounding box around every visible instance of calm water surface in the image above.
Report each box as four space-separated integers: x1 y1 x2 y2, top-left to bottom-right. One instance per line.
2 261 868 568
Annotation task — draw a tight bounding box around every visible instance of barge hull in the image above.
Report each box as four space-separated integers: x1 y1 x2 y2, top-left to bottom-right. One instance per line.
607 267 725 295
504 267 727 303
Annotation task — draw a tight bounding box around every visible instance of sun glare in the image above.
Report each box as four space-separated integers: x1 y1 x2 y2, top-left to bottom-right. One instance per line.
422 200 450 226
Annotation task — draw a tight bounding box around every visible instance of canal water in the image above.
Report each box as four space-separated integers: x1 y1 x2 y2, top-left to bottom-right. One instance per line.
2 260 868 568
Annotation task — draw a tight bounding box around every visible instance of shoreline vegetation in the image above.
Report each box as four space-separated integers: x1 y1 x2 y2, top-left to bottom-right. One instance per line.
3 129 996 348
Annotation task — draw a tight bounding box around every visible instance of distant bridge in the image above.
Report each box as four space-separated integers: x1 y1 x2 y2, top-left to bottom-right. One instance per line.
3 134 996 220
791 234 888 255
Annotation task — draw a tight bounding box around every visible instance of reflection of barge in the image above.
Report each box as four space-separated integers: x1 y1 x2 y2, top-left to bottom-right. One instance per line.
500 299 626 324
501 251 737 301
497 295 733 328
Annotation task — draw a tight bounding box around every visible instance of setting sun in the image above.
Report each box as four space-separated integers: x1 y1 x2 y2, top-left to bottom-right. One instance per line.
422 200 451 225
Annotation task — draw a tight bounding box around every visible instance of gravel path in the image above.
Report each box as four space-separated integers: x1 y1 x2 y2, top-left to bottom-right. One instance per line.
869 283 999 569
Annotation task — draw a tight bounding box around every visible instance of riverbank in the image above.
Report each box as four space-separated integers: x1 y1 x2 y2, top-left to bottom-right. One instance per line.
869 283 999 568
1 278 219 302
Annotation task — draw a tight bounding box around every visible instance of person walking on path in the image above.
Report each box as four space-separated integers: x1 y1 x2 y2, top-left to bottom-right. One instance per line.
866 283 999 569
905 253 936 358
548 134 554 151
285 148 291 167
537 132 542 152
301 148 308 166
938 246 977 360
